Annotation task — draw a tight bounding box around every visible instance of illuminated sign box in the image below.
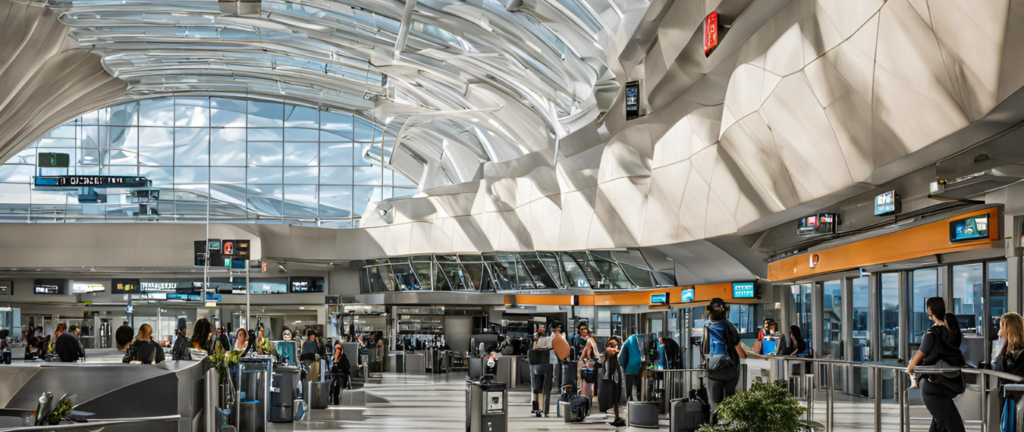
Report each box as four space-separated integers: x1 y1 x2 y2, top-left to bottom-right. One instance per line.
34 279 64 295
732 282 756 299
650 293 668 305
704 11 719 56
949 215 989 243
681 288 695 302
112 278 141 294
874 191 900 216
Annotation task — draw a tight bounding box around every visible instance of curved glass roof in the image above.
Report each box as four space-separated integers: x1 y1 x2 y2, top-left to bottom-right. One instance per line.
38 0 616 192
0 97 415 227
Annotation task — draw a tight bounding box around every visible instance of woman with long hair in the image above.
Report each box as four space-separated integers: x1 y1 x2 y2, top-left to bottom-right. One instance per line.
907 297 966 432
191 318 213 353
995 312 1024 427
787 325 807 357
234 328 252 356
576 322 599 401
125 324 165 364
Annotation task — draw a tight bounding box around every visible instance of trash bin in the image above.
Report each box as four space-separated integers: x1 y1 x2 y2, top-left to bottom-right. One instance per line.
240 400 265 432
309 381 330 409
466 377 507 432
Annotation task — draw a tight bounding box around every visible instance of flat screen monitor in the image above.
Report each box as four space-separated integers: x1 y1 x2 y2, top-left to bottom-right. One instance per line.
650 293 668 305
250 280 288 295
874 190 899 216
289 277 325 293
34 279 64 295
681 288 695 302
625 81 641 120
112 278 141 294
732 282 756 299
949 215 989 243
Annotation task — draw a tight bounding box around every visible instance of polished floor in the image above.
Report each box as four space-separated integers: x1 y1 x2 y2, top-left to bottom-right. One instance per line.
272 373 664 431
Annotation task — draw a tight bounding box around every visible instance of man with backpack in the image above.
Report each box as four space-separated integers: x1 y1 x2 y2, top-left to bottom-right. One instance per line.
701 298 745 416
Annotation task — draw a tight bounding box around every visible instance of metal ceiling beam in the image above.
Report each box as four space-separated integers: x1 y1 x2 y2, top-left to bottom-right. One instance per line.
393 0 418 61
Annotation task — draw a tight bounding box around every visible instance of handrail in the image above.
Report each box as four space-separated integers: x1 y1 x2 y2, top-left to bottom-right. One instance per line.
770 356 1024 432
0 415 180 431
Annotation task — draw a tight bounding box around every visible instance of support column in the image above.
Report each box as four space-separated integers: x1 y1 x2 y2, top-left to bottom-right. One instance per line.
1007 214 1022 315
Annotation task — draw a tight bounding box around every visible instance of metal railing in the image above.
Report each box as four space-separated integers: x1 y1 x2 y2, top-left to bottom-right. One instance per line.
765 356 1024 432
0 415 180 431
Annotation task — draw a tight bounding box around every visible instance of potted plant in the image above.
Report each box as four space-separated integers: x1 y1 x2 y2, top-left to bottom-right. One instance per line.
699 379 823 432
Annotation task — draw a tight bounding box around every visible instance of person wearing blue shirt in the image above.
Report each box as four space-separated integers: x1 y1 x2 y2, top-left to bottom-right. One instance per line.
618 333 643 401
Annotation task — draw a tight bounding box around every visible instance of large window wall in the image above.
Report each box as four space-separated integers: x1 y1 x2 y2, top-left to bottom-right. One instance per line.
360 250 676 293
0 97 416 226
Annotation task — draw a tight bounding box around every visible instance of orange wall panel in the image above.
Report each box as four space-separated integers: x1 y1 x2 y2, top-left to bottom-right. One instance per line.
768 207 999 281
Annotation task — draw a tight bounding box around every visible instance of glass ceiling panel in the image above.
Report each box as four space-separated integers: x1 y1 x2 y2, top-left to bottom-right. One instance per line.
0 97 416 225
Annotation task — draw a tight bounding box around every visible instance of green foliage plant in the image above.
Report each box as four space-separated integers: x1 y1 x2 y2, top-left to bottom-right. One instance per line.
699 378 822 432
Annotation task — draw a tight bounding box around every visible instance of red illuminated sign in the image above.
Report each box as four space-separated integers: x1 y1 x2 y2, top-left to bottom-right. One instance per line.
222 241 234 256
704 11 719 57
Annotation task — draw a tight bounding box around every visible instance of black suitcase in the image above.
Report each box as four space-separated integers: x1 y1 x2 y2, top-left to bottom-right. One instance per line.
562 395 591 422
670 397 709 432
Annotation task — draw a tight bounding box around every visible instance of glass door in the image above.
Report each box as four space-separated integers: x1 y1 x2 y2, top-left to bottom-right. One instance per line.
851 276 870 397
909 268 938 354
987 261 1008 365
822 280 842 359
879 273 900 364
952 263 984 365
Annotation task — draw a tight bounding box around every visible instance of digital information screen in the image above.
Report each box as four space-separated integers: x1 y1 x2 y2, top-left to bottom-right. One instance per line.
0 280 11 295
112 278 141 294
34 176 149 188
797 213 837 235
681 288 695 302
34 279 64 295
732 282 756 299
625 81 641 120
289 277 325 293
650 293 668 305
874 191 899 216
949 215 989 243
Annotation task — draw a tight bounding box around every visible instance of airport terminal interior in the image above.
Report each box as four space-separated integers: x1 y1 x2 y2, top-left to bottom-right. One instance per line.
3 0 1024 431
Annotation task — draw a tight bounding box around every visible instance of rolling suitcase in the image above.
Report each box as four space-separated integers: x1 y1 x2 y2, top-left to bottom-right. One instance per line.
562 395 591 422
670 391 709 432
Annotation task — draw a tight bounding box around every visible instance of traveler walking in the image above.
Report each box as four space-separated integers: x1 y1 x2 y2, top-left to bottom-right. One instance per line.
907 297 966 432
702 298 744 416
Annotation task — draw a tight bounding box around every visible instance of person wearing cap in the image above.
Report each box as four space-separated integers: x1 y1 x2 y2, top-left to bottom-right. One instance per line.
171 318 191 361
701 298 744 416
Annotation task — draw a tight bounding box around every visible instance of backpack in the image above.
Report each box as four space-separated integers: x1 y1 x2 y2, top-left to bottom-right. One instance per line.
704 323 737 381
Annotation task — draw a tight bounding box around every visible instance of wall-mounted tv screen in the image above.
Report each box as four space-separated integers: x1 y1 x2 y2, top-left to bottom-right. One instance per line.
72 282 105 294
732 282 756 299
289 277 325 293
34 279 64 295
949 215 989 243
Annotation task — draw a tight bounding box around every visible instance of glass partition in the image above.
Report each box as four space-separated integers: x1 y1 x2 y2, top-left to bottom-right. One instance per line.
851 276 870 397
909 268 938 350
879 273 900 361
952 263 984 336
821 280 842 359
790 284 812 353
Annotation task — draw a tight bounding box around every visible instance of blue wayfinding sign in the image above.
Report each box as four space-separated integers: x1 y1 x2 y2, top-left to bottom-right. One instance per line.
650 293 668 305
732 282 756 299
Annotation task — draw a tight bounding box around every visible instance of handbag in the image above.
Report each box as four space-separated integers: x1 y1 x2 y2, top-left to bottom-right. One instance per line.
122 344 140 364
926 359 966 394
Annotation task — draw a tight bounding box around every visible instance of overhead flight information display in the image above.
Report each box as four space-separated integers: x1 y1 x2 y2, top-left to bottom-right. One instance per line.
34 176 149 188
625 81 641 120
949 215 989 243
